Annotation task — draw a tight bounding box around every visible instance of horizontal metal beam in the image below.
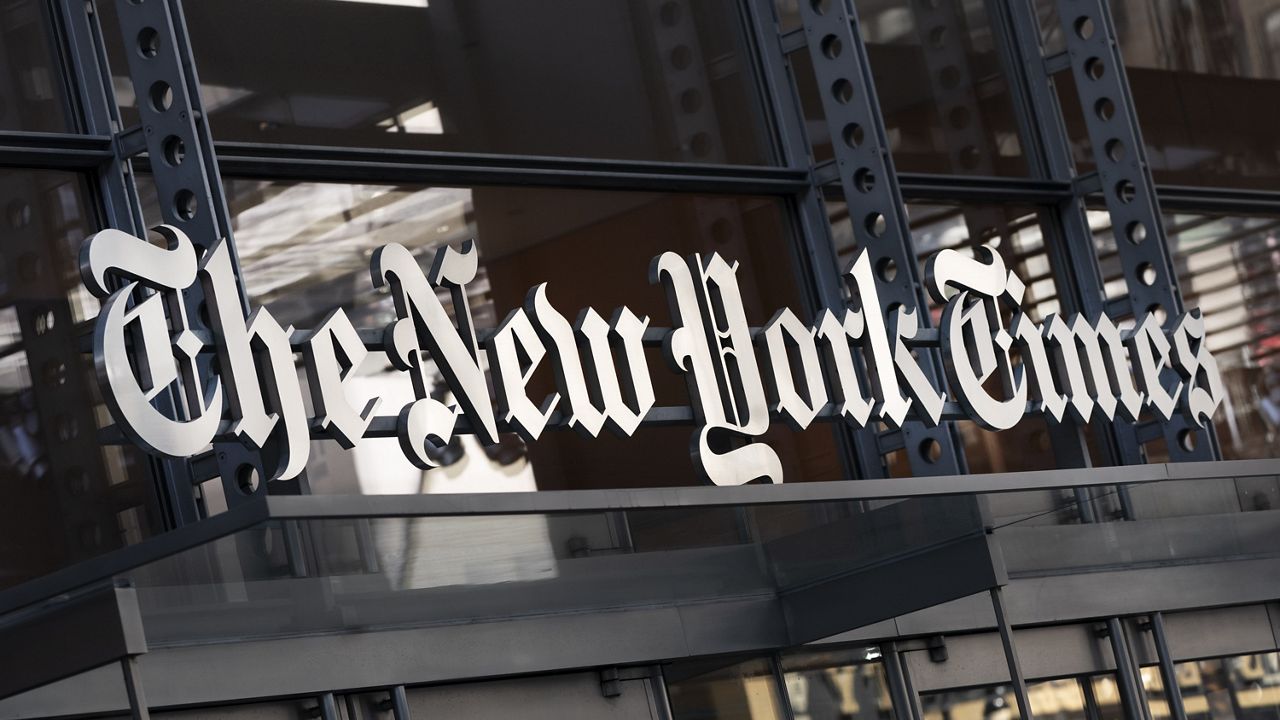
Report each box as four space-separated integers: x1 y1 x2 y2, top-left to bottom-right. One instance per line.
0 595 790 718
813 165 1075 204
4 554 1276 717
0 458 1270 623
207 142 810 194
1155 184 1280 215
256 458 1277 519
0 132 114 169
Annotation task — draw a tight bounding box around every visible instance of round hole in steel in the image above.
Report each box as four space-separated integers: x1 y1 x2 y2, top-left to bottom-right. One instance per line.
162 135 186 166
821 34 843 59
174 189 198 220
843 122 864 148
865 212 887 238
149 81 173 112
853 167 876 193
137 27 160 58
831 78 854 104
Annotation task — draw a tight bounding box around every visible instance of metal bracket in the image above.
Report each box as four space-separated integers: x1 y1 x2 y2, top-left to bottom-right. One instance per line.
113 125 146 160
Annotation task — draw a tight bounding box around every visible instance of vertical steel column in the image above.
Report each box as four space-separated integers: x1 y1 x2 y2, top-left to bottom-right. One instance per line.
1104 618 1150 720
1050 0 1220 464
316 692 340 720
742 0 874 478
797 0 965 476
1079 676 1104 720
106 0 273 505
991 0 1113 501
881 641 924 720
56 0 201 528
651 666 676 720
1148 613 1188 720
990 587 1034 719
770 653 799 720
387 685 411 720
635 0 757 271
995 0 1141 521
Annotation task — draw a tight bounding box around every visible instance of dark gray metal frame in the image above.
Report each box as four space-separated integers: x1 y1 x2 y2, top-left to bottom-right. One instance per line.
3 0 1277 717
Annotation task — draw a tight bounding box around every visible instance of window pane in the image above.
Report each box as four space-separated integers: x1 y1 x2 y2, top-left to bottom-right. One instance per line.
208 178 843 494
103 0 774 165
1108 0 1280 190
1089 675 1126 720
0 0 71 132
791 0 1028 175
781 646 898 720
667 657 787 720
1176 653 1280 720
1029 678 1088 718
1142 665 1174 720
1099 211 1280 463
0 169 159 591
921 685 1020 720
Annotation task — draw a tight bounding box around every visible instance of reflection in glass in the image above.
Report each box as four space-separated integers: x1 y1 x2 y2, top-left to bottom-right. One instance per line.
790 0 1027 175
829 199 1110 517
101 0 772 165
921 685 1020 720
667 657 787 720
781 647 897 720
0 0 70 132
1062 0 1280 189
1175 652 1280 719
0 169 157 592
1088 675 1126 720
1100 211 1280 463
121 494 988 647
921 677 1116 720
212 178 843 494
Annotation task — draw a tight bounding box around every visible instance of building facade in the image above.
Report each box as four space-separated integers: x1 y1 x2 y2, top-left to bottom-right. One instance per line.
0 0 1278 718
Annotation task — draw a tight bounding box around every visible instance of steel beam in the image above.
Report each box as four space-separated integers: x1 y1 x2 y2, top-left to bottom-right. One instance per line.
796 0 966 476
106 0 267 504
1148 612 1188 720
1049 0 1220 463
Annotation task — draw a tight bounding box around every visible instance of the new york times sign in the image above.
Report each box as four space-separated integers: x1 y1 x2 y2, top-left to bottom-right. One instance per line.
81 227 1223 485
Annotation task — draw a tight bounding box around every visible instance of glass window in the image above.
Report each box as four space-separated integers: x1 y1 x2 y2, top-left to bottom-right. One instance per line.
827 197 1113 489
667 657 788 720
921 677 1116 720
1102 0 1280 189
921 685 1021 719
0 168 158 592
0 0 72 132
203 178 844 494
781 646 898 720
1099 211 1280 462
1174 653 1280 719
1142 665 1176 720
1028 678 1089 719
790 0 1028 175
101 0 774 165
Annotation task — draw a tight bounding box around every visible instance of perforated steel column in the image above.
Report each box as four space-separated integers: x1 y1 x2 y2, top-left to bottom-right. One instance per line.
798 0 965 475
1051 0 1220 462
107 0 275 504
